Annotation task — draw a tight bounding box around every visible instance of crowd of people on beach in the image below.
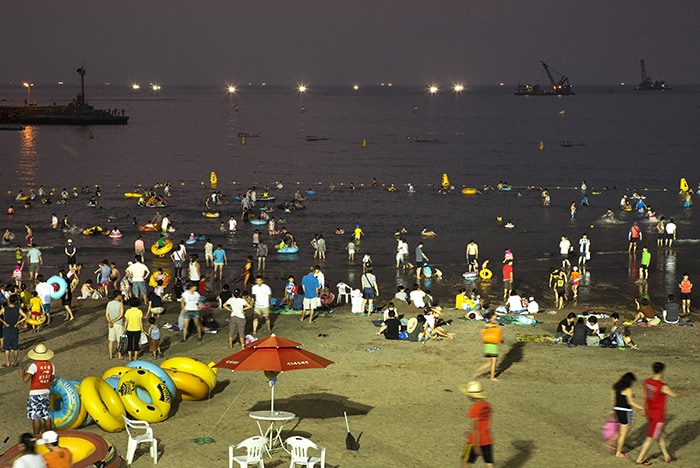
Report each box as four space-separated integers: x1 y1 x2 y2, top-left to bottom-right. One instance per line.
1 178 698 466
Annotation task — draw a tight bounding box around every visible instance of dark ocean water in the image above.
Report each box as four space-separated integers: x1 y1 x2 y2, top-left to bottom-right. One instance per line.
1 84 700 308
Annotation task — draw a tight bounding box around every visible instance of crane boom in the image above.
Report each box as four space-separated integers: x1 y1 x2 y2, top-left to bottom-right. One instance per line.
640 59 648 82
540 61 571 91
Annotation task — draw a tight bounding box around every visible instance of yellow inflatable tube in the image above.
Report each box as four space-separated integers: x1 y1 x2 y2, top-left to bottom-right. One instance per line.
149 271 171 288
118 369 172 423
461 187 478 195
26 314 47 327
151 240 173 256
123 192 142 198
160 357 218 391
163 368 210 401
80 376 126 433
479 268 493 280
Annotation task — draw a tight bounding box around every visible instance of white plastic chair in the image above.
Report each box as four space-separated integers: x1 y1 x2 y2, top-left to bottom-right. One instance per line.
336 282 352 304
229 436 266 468
286 436 326 468
122 414 158 464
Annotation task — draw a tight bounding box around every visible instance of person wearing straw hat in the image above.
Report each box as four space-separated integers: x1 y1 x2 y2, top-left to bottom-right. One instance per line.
21 343 55 435
460 381 494 468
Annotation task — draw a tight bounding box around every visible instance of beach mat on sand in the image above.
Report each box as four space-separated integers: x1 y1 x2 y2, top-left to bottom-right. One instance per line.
516 333 557 344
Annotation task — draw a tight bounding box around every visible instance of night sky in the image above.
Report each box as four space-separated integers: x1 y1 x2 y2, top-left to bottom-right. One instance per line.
2 0 698 86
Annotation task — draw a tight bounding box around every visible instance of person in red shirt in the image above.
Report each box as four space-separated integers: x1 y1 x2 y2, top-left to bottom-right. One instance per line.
502 260 513 302
460 381 494 468
635 362 687 466
628 223 642 253
678 273 693 316
21 343 55 435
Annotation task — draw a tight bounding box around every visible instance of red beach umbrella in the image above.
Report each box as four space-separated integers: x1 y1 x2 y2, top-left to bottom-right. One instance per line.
214 334 334 411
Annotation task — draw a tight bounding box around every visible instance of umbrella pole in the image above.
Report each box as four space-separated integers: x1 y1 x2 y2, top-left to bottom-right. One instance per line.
270 381 275 413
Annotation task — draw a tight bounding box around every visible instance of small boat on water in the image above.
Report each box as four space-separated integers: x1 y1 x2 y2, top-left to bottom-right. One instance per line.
560 141 587 147
306 135 329 141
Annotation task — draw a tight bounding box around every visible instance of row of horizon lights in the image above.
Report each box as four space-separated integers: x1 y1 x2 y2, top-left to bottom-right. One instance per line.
125 83 466 94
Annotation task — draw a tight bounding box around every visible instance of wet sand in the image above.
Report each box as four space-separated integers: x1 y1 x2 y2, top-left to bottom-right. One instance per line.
1 296 698 467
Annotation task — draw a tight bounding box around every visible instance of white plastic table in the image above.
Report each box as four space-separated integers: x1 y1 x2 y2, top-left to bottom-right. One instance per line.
249 410 296 455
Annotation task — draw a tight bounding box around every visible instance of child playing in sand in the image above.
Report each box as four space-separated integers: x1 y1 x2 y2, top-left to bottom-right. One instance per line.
28 291 44 332
147 316 161 359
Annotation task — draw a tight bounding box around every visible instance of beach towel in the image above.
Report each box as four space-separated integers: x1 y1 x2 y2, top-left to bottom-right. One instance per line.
515 333 556 344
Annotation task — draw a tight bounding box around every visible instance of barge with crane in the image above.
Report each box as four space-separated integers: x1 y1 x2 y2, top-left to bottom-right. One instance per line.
515 61 575 96
634 59 670 91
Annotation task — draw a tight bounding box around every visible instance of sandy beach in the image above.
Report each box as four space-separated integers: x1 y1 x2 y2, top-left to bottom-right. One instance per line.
1 293 697 467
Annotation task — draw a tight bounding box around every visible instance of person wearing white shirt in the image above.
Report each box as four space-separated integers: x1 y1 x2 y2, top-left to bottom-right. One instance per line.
224 288 251 348
559 235 572 269
527 297 540 314
409 285 426 308
665 219 677 247
507 292 525 313
250 276 272 334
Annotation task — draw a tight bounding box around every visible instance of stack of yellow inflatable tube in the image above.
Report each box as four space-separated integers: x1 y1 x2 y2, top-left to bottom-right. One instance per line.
48 356 217 432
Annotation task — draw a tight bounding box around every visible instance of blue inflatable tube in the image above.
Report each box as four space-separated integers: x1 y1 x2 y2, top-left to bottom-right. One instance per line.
185 239 197 245
126 359 177 402
250 219 268 225
47 275 68 300
50 377 81 429
68 379 94 427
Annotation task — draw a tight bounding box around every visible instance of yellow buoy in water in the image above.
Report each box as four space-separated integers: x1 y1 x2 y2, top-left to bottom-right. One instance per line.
441 173 450 190
241 136 246 145
538 141 544 150
89 131 94 139
680 177 689 193
361 139 367 148
210 171 218 188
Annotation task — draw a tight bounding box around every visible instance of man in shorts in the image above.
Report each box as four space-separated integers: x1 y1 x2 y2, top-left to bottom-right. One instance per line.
460 380 494 468
212 244 227 281
250 276 272 335
640 246 651 280
26 243 42 281
664 218 677 247
105 291 125 359
1 294 27 367
224 288 251 348
465 240 479 273
656 217 666 247
22 343 55 435
126 256 150 304
635 362 687 466
300 267 320 324
415 242 429 279
628 222 642 253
